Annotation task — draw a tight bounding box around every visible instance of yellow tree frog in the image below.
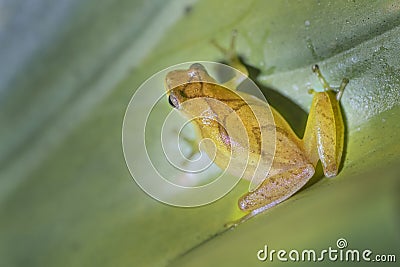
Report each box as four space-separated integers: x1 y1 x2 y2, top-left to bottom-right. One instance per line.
164 41 348 222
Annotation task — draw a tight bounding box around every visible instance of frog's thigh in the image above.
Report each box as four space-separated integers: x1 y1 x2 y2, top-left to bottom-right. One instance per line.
238 164 315 212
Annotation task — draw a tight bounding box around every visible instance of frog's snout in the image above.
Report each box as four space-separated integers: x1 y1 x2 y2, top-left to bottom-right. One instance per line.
189 63 207 72
165 69 191 90
164 74 175 90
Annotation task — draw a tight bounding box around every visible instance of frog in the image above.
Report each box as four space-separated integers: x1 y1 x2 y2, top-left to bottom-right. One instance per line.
164 37 349 223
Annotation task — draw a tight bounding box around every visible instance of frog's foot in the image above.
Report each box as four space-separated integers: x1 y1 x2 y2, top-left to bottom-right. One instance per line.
225 164 315 227
211 30 249 89
224 207 271 229
177 131 200 161
312 64 349 101
211 30 242 71
224 212 256 229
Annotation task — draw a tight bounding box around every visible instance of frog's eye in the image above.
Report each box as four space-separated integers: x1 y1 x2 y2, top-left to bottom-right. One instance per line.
168 94 179 108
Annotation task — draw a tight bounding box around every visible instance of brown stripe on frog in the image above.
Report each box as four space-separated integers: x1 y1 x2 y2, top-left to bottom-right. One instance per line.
200 89 266 151
218 122 232 149
251 124 276 155
203 97 239 151
176 81 204 99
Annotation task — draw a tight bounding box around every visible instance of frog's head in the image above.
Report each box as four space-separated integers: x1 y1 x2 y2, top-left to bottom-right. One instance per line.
164 63 217 110
164 63 274 183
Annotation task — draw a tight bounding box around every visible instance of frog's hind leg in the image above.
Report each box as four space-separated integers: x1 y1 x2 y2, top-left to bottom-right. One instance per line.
230 164 315 226
312 64 349 100
303 65 349 177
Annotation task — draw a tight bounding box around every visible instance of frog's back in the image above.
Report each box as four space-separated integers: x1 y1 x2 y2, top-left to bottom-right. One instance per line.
227 92 310 179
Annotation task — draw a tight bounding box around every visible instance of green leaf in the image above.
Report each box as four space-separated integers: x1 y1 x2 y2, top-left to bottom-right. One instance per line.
0 0 399 266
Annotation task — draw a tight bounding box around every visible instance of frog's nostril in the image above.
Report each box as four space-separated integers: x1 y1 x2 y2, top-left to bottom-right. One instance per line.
190 63 206 71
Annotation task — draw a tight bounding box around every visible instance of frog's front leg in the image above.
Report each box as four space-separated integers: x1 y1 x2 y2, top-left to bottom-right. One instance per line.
212 30 249 89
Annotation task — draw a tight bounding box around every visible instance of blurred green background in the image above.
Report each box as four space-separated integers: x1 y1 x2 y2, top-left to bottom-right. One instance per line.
0 0 399 266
